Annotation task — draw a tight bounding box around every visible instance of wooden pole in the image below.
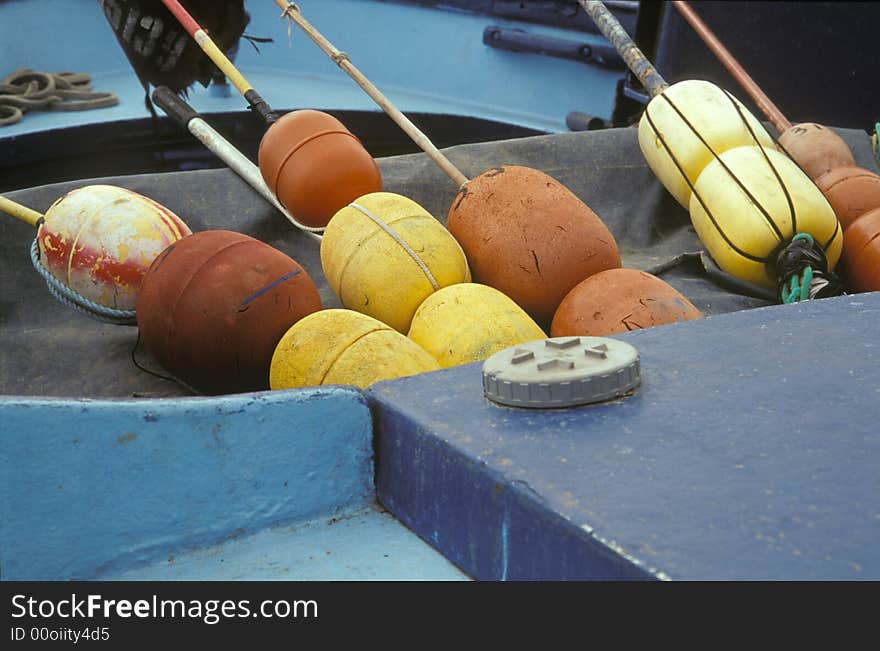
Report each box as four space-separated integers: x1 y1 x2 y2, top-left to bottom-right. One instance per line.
670 1 791 133
274 1 470 188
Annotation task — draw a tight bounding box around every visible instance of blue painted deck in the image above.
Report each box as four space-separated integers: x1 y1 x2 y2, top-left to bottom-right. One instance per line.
0 388 467 580
0 0 621 136
109 506 466 581
370 293 880 580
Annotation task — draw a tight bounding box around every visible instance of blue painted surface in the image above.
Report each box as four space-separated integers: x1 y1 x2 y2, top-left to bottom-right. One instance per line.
0 388 374 580
0 0 621 136
370 294 880 580
109 505 468 581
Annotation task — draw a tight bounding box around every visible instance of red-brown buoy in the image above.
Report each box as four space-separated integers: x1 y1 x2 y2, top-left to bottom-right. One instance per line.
841 207 880 293
258 110 383 228
448 166 621 325
550 268 703 337
137 230 322 394
813 166 880 230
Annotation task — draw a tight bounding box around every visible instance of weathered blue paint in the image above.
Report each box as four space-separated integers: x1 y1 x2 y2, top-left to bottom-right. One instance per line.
0 388 373 580
108 505 468 581
0 0 620 136
370 294 880 580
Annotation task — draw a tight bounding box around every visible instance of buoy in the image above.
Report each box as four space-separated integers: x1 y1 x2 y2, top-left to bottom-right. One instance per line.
277 3 621 324
447 166 621 324
270 309 441 390
669 0 880 294
320 192 471 333
776 123 856 181
690 146 841 287
550 268 703 337
408 283 546 367
582 0 842 296
841 207 880 293
813 166 880 230
137 230 322 394
1 185 191 312
258 110 382 228
638 79 776 208
159 0 381 229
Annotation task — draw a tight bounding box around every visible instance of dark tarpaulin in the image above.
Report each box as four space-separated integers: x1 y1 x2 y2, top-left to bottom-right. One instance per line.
1 125 877 397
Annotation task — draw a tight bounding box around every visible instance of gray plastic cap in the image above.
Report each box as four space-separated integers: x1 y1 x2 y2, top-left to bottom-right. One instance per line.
481 336 641 408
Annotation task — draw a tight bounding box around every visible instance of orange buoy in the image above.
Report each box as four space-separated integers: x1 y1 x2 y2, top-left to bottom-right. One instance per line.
813 166 880 230
258 110 383 228
841 207 880 293
137 230 322 394
550 268 703 337
448 166 621 325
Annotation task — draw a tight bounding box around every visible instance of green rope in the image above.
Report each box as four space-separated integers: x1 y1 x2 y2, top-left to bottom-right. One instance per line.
780 233 815 304
873 122 879 168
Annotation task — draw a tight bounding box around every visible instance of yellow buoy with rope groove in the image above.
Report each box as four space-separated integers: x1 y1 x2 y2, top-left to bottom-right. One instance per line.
320 192 470 333
408 283 546 368
270 309 441 390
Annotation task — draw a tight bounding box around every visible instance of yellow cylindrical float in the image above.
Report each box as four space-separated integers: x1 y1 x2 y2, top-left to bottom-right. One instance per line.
320 192 471 333
407 283 546 368
270 309 441 390
689 145 842 287
638 79 776 208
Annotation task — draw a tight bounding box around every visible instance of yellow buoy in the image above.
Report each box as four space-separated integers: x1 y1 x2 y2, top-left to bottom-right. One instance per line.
320 192 470 333
408 283 546 368
269 309 441 390
690 145 842 287
638 79 776 208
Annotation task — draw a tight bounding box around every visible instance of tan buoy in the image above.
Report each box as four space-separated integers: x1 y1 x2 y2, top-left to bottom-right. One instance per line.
550 268 703 337
320 192 471 333
776 123 857 181
270 309 441 389
407 283 546 367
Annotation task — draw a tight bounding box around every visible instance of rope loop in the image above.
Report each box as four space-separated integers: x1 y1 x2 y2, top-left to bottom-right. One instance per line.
30 239 137 325
0 68 118 126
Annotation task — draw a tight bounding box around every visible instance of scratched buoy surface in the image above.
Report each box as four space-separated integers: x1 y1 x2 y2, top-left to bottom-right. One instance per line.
550 268 703 337
137 230 322 394
37 185 191 310
447 165 620 325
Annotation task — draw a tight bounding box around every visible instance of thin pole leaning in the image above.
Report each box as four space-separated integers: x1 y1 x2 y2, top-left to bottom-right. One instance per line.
274 1 470 188
670 0 791 133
